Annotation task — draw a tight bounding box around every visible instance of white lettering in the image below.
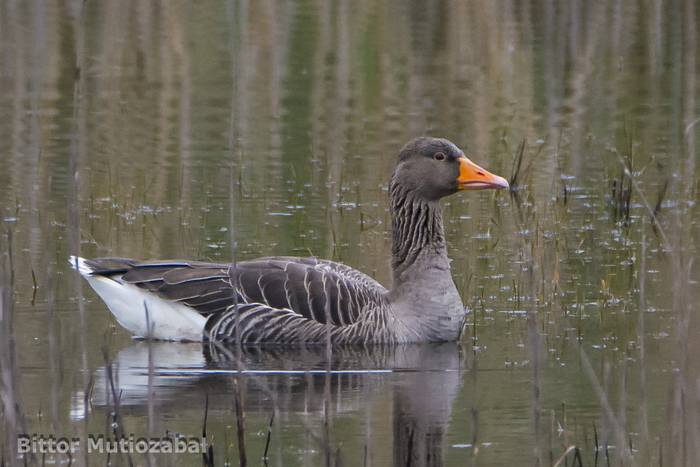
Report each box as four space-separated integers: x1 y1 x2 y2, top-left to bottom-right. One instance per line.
149 439 161 453
55 439 70 454
134 439 148 453
88 435 103 453
17 436 30 454
17 433 206 454
161 440 172 453
188 440 200 454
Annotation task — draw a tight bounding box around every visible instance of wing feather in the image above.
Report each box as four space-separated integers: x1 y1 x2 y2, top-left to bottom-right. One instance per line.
84 256 388 334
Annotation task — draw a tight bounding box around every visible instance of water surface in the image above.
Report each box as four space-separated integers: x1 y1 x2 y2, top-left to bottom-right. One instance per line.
1 1 699 466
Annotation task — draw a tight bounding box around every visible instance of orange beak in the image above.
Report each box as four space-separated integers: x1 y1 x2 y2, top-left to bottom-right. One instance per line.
457 156 509 190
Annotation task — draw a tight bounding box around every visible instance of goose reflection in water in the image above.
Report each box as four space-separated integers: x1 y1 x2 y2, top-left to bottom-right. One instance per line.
81 342 463 467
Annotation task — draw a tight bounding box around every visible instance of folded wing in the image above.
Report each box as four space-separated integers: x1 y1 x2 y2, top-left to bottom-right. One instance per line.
82 256 388 342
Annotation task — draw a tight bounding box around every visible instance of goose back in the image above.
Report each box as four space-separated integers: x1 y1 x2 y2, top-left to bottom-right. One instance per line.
82 256 390 343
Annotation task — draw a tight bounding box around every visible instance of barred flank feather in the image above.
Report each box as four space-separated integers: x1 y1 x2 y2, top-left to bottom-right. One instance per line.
73 256 395 343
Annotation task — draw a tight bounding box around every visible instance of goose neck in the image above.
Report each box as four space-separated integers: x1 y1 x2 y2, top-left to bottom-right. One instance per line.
389 182 448 286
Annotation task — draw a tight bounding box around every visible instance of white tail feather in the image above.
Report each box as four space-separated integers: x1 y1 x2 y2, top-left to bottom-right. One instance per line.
69 255 93 276
69 256 206 341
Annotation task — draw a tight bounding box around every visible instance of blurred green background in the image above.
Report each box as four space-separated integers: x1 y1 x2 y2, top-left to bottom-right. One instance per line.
0 1 698 466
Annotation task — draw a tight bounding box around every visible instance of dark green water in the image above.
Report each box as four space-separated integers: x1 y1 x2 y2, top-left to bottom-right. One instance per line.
1 1 699 466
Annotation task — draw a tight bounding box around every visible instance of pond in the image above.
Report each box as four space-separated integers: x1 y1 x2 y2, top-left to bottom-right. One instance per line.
0 1 699 466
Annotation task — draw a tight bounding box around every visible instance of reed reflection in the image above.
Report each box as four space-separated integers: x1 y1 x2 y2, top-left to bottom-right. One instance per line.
86 342 463 466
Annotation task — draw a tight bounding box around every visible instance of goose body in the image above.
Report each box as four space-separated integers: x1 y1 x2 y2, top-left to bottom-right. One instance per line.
71 137 508 344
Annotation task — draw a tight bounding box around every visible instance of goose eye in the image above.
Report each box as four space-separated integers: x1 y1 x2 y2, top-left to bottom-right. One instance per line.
433 152 446 161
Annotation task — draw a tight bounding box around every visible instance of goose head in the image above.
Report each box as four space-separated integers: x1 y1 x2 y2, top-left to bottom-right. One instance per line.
392 137 509 201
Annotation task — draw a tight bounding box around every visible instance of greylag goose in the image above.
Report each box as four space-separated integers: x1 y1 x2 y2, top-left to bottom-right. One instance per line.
71 137 508 344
